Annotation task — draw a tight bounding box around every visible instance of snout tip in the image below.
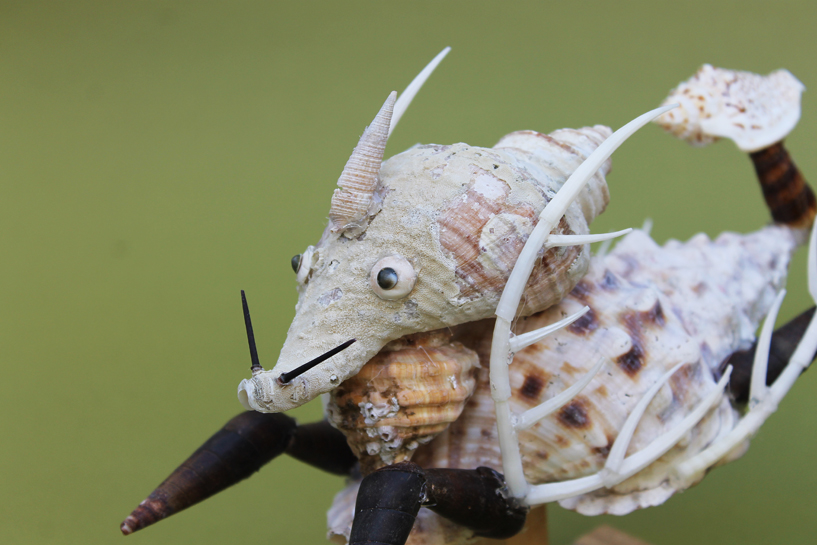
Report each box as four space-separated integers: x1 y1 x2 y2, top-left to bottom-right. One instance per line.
237 379 258 411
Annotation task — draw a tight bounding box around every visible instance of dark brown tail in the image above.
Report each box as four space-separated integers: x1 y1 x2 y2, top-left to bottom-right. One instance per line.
750 141 816 229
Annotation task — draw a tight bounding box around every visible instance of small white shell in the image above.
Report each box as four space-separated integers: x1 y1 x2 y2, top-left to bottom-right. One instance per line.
654 64 804 152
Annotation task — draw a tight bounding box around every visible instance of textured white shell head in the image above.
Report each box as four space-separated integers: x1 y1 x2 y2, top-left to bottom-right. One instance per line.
654 64 804 152
237 51 612 414
238 138 609 412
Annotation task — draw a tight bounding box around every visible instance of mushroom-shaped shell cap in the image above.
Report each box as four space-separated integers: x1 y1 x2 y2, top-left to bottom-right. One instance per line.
654 64 805 152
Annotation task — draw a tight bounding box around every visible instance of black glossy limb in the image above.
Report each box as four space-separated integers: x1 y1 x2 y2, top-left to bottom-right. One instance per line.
121 413 356 535
349 462 527 545
726 306 816 404
286 420 358 475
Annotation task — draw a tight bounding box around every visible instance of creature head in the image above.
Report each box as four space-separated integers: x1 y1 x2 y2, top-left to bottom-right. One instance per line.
238 72 612 413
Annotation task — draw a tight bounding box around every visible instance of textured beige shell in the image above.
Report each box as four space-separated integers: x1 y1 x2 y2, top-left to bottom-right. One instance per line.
653 64 804 152
327 223 797 542
239 126 613 412
325 330 480 474
329 93 396 236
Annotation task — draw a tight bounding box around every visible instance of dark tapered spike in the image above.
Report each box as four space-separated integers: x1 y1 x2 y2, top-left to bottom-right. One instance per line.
120 412 296 535
241 290 263 374
726 306 816 403
278 338 356 384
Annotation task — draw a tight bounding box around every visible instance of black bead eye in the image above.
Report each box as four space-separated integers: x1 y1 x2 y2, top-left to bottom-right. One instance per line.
291 254 302 273
376 267 399 290
370 256 416 300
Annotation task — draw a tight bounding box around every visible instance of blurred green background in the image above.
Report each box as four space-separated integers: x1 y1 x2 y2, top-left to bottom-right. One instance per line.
2 1 817 544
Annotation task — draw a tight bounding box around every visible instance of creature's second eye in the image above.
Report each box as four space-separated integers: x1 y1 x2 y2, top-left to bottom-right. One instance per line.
291 254 302 273
370 256 416 300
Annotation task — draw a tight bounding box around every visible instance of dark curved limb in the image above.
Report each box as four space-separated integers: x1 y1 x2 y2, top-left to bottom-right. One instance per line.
726 306 816 404
121 412 356 535
349 462 527 545
286 419 358 476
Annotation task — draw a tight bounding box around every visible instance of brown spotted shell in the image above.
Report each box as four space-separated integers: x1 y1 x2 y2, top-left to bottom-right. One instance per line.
325 330 480 474
327 223 797 542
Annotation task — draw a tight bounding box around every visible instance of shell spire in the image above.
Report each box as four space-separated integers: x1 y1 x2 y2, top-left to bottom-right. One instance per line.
329 92 396 236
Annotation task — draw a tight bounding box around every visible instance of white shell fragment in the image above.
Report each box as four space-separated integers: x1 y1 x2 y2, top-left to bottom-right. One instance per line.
654 64 804 152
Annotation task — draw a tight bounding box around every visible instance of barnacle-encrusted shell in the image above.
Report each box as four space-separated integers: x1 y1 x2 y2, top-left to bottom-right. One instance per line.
241 125 614 412
325 330 479 474
654 64 804 152
407 224 796 517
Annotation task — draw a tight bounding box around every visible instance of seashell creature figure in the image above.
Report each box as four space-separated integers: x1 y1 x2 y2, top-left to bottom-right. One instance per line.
121 55 817 545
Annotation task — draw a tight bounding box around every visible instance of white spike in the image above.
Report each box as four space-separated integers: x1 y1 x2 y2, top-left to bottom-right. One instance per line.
495 104 678 322
508 306 589 353
641 217 653 236
515 357 605 431
607 366 733 488
600 362 686 486
526 474 605 506
809 219 817 301
389 47 451 137
545 228 632 248
749 290 786 407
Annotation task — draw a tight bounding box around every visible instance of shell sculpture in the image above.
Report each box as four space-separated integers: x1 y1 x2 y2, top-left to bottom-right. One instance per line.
234 54 817 545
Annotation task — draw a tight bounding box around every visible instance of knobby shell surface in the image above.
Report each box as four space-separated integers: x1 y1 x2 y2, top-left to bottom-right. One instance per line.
325 330 480 474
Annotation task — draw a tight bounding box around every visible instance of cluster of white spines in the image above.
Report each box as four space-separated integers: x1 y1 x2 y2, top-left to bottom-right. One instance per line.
490 105 817 506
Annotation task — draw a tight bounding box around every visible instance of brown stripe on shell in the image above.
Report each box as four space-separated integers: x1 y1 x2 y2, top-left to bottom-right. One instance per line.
750 141 816 229
437 165 537 301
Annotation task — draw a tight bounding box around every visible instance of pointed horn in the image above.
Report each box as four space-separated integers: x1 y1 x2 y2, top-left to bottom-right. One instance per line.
389 47 450 136
329 92 396 233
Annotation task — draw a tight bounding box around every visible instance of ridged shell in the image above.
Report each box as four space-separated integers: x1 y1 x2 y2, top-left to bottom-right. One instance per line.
326 223 796 542
326 330 480 474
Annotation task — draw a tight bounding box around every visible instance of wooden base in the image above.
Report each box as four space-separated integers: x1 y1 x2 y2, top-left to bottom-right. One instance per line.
572 525 653 545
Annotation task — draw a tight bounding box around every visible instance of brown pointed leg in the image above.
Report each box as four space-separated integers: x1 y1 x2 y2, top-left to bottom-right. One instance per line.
121 413 356 535
349 462 528 545
726 306 816 404
749 141 816 229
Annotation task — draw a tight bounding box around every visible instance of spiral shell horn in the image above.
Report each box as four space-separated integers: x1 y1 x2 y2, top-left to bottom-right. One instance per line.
329 92 396 237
